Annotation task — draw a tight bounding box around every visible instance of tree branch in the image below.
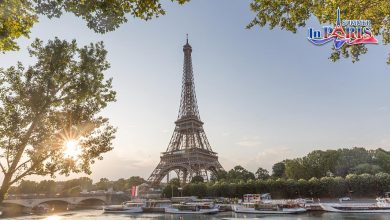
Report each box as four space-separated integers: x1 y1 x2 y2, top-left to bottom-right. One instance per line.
0 162 6 173
13 159 32 174
8 115 43 175
9 157 48 186
6 136 11 169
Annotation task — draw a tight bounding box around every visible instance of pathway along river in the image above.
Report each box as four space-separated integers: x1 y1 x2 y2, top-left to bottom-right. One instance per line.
1 210 390 220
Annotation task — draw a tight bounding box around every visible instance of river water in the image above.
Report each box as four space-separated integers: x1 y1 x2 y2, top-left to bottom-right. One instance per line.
2 210 390 220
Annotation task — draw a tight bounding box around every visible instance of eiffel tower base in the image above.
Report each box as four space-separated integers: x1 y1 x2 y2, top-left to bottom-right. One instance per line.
148 148 223 185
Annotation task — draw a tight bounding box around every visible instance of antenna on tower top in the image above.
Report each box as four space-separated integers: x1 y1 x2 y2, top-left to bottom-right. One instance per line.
186 34 188 44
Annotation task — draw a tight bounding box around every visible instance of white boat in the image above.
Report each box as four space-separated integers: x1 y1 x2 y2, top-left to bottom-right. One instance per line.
233 202 306 214
103 201 144 213
320 192 390 213
320 199 390 213
165 202 219 214
234 194 306 214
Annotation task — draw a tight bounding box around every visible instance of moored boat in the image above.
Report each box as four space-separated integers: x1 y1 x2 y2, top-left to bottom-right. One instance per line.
165 202 219 214
319 203 390 213
233 193 306 214
103 201 145 213
233 202 306 214
320 192 390 213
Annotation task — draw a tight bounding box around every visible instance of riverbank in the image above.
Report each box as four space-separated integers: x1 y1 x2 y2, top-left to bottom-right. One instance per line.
2 209 390 220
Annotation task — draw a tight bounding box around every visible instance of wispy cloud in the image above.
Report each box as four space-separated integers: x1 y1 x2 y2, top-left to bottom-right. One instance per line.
244 147 296 172
236 136 262 147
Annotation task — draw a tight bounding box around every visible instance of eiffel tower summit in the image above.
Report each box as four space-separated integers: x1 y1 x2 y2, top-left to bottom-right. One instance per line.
148 36 224 185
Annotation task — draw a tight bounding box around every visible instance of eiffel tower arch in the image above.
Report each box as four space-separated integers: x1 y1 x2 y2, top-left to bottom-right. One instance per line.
148 36 224 185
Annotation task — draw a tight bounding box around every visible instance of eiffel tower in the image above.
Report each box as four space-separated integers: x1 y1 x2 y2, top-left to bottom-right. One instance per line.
148 36 224 185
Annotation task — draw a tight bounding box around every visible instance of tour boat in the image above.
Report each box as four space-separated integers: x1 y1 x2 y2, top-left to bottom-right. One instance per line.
165 202 219 214
320 193 390 213
103 201 145 213
320 199 390 213
234 194 306 214
233 202 306 214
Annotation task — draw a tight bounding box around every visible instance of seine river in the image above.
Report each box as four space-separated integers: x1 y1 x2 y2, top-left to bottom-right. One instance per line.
2 210 390 220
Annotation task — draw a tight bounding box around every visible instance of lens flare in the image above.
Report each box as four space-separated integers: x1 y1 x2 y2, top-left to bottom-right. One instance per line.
63 139 82 158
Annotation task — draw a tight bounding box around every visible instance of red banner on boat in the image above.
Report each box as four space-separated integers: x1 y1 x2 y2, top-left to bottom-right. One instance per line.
131 186 138 197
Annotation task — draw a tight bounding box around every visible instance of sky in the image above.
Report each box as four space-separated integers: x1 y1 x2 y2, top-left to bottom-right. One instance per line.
0 0 390 182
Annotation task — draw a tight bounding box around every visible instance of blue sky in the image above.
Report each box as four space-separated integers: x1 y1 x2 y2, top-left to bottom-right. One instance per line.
1 0 389 182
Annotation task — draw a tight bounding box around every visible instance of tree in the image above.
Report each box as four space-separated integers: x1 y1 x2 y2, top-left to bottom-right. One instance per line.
272 162 286 178
248 0 390 64
61 177 92 195
15 180 38 194
36 180 56 195
0 0 37 51
113 178 127 191
351 163 382 175
163 178 180 198
0 0 189 52
334 148 372 177
227 165 255 181
94 178 111 190
169 178 180 187
210 170 228 181
126 176 146 188
77 177 93 190
191 175 204 183
0 38 116 202
373 149 390 173
255 167 270 180
284 159 310 180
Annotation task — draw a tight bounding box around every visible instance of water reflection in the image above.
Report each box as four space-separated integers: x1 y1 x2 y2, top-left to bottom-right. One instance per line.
45 216 61 220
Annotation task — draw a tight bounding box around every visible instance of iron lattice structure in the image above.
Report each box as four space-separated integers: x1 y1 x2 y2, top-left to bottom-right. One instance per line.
148 38 224 185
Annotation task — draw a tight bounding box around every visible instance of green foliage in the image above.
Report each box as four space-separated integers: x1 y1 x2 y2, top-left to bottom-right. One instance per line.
112 176 145 191
162 184 178 198
191 175 204 183
248 0 390 64
210 170 228 181
282 148 390 179
36 180 56 195
335 148 372 176
255 167 270 179
0 38 116 202
94 178 111 190
0 0 190 51
34 0 189 33
227 165 255 182
169 178 180 187
0 0 37 51
272 162 285 178
60 177 93 196
6 176 145 197
182 173 390 198
14 180 38 194
184 183 207 197
351 163 382 175
373 148 390 173
285 158 309 180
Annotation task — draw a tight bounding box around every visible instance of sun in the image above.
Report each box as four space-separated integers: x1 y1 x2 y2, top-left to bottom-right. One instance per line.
63 139 82 158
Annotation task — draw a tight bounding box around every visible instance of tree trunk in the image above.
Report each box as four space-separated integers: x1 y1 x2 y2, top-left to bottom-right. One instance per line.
0 173 12 204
